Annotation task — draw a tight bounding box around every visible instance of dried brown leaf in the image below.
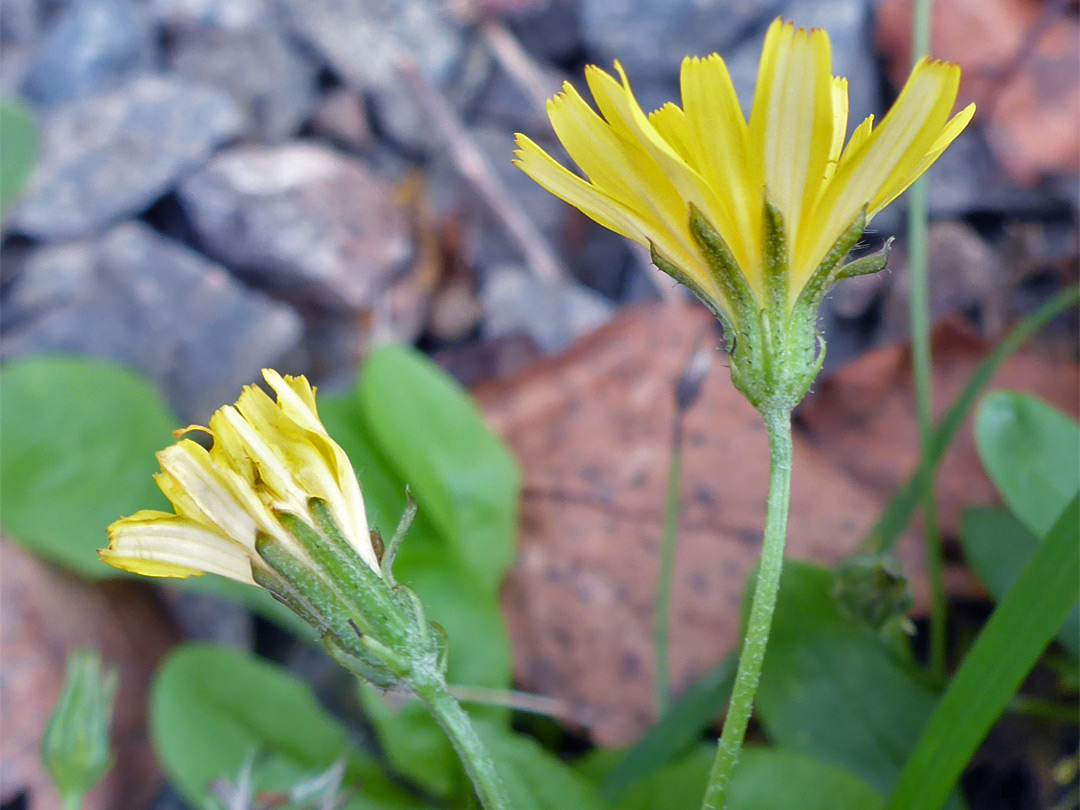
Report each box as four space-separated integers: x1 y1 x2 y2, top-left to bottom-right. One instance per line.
0 539 175 809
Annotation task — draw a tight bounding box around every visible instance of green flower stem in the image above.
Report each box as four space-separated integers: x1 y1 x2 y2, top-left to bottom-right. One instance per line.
701 406 793 810
413 674 512 810
908 0 947 679
655 416 685 712
62 794 83 810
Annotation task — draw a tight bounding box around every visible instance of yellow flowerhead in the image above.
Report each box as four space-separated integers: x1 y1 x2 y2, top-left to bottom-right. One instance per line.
100 369 376 585
102 370 447 690
513 18 974 411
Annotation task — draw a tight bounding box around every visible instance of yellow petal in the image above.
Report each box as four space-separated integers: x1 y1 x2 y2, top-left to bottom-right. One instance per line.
586 62 751 295
824 76 849 181
262 370 375 570
841 114 874 162
513 134 723 309
156 440 259 549
224 376 377 571
803 57 964 278
101 511 256 584
515 133 649 243
678 54 757 277
870 102 976 215
546 80 689 246
262 369 324 435
648 102 695 164
750 19 835 266
220 393 312 512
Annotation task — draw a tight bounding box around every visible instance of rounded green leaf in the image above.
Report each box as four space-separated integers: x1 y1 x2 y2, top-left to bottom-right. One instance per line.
579 745 883 810
480 727 610 810
975 391 1080 537
152 643 418 809
728 748 884 810
0 356 175 577
962 506 1079 659
358 345 520 596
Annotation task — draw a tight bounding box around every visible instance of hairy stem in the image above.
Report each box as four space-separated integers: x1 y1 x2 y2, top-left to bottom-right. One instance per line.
414 674 513 810
701 407 793 810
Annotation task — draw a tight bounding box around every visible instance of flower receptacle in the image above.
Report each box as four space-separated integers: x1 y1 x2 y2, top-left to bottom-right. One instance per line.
255 498 448 692
668 203 892 416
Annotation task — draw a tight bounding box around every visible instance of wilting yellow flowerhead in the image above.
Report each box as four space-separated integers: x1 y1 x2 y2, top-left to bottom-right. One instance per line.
102 370 445 688
101 369 376 584
514 18 974 411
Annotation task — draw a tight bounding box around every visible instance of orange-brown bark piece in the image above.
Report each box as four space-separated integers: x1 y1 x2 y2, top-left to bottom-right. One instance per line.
480 302 1078 745
0 539 175 810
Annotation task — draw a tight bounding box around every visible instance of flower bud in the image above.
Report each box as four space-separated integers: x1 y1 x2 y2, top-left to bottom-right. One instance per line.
100 370 447 690
42 649 117 807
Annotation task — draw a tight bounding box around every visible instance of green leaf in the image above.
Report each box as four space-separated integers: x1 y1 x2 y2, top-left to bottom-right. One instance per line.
355 683 470 799
726 748 884 810
753 562 960 807
962 507 1079 658
0 99 37 213
151 643 419 810
975 392 1080 537
867 284 1080 552
887 495 1080 810
582 745 883 810
0 356 175 577
599 655 735 800
480 727 611 810
358 345 520 595
578 746 713 810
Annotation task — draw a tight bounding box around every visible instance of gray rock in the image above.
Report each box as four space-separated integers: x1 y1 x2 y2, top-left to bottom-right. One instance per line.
166 23 319 141
309 86 372 152
178 142 413 311
0 42 33 95
877 222 1005 344
149 0 269 31
157 589 254 647
0 0 51 44
482 265 614 353
21 0 155 106
0 221 303 421
927 125 1065 219
278 0 464 150
508 0 582 64
722 0 878 125
582 0 783 89
428 126 566 257
428 126 632 299
583 0 876 123
470 60 559 134
9 76 243 240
